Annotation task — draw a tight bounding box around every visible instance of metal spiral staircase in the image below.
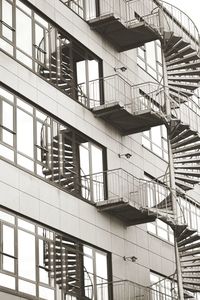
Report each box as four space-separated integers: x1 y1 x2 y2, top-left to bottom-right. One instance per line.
87 1 200 298
44 234 93 299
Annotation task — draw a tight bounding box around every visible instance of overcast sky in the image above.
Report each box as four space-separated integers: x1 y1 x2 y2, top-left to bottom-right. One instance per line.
165 0 200 30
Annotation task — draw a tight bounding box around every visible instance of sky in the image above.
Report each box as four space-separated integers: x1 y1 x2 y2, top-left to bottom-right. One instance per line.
165 0 200 30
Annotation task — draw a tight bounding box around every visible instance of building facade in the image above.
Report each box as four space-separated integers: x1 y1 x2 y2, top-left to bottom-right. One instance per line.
0 0 200 299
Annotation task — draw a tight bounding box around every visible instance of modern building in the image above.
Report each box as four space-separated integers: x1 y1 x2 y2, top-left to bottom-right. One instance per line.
1 0 200 299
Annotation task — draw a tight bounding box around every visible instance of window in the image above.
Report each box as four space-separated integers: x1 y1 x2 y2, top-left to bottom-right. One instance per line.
177 196 200 234
0 85 106 201
142 125 168 161
137 40 163 82
84 246 109 300
150 272 177 299
0 208 110 300
59 0 99 20
0 0 103 108
144 175 174 243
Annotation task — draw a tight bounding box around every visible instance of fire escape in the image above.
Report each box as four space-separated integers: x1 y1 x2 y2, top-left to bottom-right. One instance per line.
40 0 200 299
86 0 200 299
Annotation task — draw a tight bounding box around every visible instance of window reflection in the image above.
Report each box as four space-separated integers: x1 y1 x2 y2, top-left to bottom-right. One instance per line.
0 208 110 300
0 85 106 198
0 0 103 107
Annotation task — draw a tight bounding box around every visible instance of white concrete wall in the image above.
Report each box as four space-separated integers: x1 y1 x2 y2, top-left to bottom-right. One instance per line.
0 0 179 297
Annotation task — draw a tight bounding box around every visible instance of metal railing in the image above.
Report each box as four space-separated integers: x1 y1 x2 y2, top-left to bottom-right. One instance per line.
81 168 174 215
86 0 200 52
85 279 178 300
156 0 200 52
177 194 200 233
85 75 166 115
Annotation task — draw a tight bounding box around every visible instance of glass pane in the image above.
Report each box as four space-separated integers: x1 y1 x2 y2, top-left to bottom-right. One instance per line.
91 144 103 174
3 225 14 256
18 218 35 232
17 108 34 158
96 252 107 279
18 279 36 296
16 50 32 68
2 0 13 41
17 154 34 171
35 24 45 63
18 229 36 280
16 9 32 55
0 273 15 289
2 101 13 130
0 38 14 55
39 286 54 300
17 98 33 114
35 14 48 28
16 0 31 15
2 129 13 146
0 87 14 102
0 210 15 224
3 255 15 273
0 144 14 161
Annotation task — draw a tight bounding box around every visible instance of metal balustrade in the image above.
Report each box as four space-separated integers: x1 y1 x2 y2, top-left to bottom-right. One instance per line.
86 0 200 51
85 279 178 300
85 75 166 114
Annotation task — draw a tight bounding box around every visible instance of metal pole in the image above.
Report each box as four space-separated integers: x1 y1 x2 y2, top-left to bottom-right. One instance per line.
161 46 185 300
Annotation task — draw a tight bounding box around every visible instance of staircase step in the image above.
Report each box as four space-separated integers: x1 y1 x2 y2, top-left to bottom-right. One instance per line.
175 170 200 178
172 142 200 154
166 45 195 62
180 249 200 258
169 90 188 103
164 35 187 55
168 69 200 77
170 126 190 143
174 165 200 170
183 274 200 279
182 262 200 268
175 174 199 184
174 158 200 164
183 284 200 293
182 268 200 274
169 82 199 91
181 256 200 263
178 233 200 246
169 86 194 97
183 280 200 287
168 76 200 83
175 179 194 191
179 241 200 253
171 135 199 149
167 53 200 67
174 150 200 159
167 60 200 72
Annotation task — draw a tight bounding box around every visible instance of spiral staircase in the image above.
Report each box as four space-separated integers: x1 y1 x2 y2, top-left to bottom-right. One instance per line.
44 234 93 299
87 0 200 298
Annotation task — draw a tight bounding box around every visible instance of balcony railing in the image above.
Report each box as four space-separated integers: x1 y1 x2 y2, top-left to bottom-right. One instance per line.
85 279 178 300
173 96 200 134
86 0 199 51
83 75 166 114
81 168 173 214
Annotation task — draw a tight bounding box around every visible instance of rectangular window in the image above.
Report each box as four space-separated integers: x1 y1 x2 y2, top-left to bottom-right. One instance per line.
0 85 106 201
0 0 103 107
0 208 110 300
142 125 168 161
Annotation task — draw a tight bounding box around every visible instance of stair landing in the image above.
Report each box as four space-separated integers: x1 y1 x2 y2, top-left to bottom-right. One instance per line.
96 198 157 226
92 102 164 135
88 15 159 51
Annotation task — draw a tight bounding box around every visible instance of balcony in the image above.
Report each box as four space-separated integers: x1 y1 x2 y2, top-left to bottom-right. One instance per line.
81 168 175 226
85 279 178 300
88 76 166 135
87 0 160 51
